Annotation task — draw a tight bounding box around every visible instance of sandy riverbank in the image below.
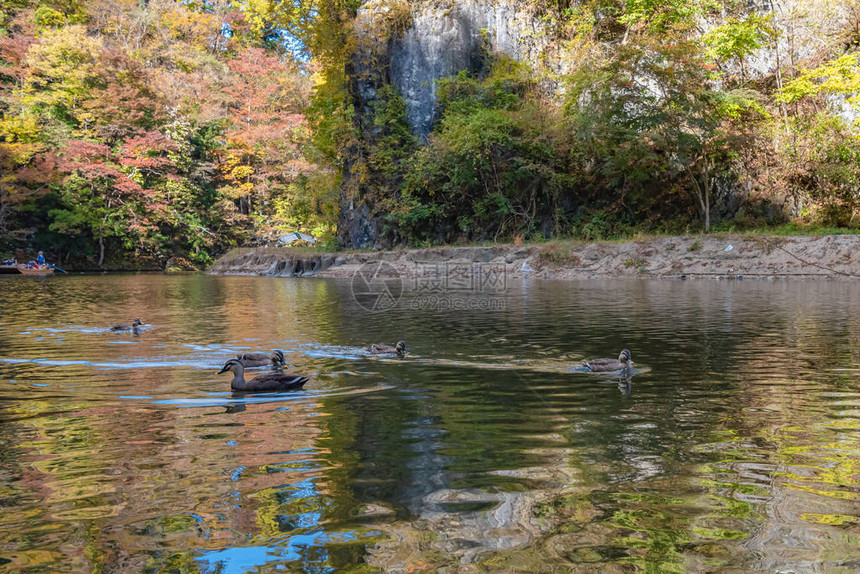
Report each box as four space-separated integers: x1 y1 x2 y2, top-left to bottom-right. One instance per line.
209 235 860 280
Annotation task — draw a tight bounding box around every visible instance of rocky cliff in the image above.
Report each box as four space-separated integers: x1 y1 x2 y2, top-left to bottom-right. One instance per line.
388 0 549 137
343 0 556 247
338 0 858 248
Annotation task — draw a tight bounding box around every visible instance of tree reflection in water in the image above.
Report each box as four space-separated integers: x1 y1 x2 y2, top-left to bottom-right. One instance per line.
0 275 858 571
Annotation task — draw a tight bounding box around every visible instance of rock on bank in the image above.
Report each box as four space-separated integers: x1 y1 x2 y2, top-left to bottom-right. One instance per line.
209 236 860 280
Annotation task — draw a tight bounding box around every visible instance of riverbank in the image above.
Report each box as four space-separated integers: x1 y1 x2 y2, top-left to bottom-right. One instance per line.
209 235 860 280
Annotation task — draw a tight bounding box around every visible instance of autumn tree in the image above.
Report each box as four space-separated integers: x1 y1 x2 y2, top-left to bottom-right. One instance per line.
218 47 312 228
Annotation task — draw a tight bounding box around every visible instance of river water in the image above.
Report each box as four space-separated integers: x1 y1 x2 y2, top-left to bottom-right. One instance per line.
0 273 858 572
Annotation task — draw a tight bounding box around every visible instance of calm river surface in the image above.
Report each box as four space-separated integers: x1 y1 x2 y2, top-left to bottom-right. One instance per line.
0 273 859 573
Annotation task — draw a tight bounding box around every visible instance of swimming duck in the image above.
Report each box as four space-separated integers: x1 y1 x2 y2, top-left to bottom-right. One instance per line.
584 349 633 372
109 318 143 332
217 359 309 392
237 349 285 368
367 341 407 355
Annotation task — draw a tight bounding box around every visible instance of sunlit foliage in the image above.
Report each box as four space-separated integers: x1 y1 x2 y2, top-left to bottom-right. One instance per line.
0 0 315 267
308 0 860 243
2 0 859 260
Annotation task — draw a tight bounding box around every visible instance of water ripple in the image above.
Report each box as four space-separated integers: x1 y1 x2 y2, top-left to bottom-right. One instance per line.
0 275 859 572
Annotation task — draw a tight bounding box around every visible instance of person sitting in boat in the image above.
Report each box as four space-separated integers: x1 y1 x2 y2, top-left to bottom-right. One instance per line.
36 251 46 266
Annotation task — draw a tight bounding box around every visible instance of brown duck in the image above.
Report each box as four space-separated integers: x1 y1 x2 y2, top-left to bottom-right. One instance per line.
217 359 309 393
109 318 143 332
237 349 285 368
584 349 634 372
367 341 407 355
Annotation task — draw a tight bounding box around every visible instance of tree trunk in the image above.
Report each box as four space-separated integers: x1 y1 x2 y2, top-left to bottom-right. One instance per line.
771 0 789 147
98 236 105 267
703 159 711 233
705 194 710 232
684 159 712 233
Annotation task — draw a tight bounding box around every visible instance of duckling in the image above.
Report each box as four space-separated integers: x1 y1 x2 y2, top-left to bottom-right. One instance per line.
217 359 309 393
109 318 143 332
584 349 634 373
367 341 407 355
237 349 285 368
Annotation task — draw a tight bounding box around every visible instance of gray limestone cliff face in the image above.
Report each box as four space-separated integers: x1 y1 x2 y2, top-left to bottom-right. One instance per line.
341 0 857 248
706 0 858 124
343 0 549 247
388 0 548 137
734 0 853 79
360 0 857 139
341 0 396 249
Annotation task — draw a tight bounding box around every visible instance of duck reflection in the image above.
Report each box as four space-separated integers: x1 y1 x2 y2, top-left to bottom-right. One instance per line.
225 401 247 414
617 374 633 397
588 370 635 397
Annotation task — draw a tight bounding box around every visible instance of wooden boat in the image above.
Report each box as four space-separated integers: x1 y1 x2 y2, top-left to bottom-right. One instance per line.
0 261 18 274
16 264 54 276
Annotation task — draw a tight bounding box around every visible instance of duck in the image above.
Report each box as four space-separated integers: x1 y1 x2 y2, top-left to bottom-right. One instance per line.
367 341 407 355
237 349 285 368
109 318 143 332
217 359 309 393
584 349 634 372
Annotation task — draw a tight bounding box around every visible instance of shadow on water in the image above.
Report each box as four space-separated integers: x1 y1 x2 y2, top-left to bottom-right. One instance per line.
0 274 859 571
